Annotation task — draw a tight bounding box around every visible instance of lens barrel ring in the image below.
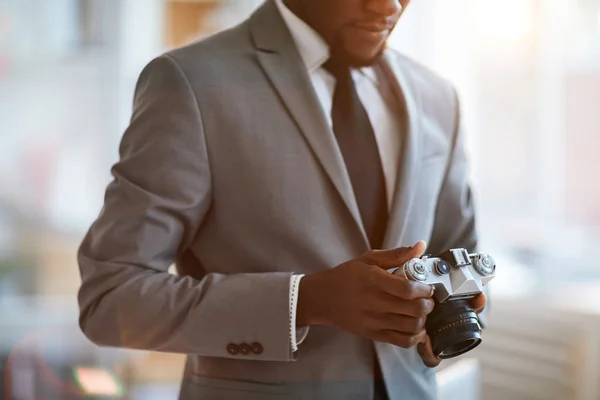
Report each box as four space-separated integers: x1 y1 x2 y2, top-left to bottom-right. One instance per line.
426 303 476 327
429 316 480 337
426 299 483 359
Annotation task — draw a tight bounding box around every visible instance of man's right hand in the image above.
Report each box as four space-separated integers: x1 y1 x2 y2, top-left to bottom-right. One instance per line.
297 241 434 349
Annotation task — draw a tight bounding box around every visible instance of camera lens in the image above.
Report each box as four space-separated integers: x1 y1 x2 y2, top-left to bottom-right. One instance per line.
426 299 482 359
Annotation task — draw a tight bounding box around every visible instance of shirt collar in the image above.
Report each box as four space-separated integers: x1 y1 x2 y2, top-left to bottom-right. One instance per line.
274 0 330 73
356 67 378 86
275 0 379 86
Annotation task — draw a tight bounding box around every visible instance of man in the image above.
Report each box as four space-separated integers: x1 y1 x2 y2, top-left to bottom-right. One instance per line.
77 0 486 399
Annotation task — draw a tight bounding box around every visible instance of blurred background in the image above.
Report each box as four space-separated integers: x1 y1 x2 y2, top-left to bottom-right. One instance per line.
1 0 599 399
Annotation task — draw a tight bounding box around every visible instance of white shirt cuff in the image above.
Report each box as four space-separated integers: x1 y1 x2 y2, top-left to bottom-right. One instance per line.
290 274 310 353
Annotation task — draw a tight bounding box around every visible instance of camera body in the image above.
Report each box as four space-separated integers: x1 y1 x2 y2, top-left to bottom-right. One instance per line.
393 248 496 359
396 248 495 304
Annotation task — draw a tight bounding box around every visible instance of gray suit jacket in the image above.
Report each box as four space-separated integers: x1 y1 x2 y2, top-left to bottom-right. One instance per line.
77 1 477 399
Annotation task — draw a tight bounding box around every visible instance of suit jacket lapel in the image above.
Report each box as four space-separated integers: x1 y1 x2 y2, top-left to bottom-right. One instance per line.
249 1 370 249
377 53 424 250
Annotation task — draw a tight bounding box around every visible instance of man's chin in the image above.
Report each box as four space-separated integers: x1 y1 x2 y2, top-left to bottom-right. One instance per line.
331 42 388 68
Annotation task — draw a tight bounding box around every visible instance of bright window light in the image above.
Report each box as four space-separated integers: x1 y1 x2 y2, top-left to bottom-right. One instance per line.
73 367 123 397
472 0 532 40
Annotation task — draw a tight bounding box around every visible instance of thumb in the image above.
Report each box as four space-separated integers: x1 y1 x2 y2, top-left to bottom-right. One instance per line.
363 241 427 270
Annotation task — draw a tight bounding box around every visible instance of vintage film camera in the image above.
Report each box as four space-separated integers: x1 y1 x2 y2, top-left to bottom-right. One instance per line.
394 248 496 359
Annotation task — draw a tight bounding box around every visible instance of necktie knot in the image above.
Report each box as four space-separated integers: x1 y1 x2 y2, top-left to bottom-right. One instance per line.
323 55 351 81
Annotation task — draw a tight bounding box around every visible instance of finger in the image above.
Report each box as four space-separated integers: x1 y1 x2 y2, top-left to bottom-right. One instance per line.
374 329 428 349
380 296 435 319
471 293 487 314
376 314 426 335
417 336 441 368
362 241 427 270
372 273 434 300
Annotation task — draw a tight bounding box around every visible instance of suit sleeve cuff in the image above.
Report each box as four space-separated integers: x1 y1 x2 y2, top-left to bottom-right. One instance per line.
289 274 310 353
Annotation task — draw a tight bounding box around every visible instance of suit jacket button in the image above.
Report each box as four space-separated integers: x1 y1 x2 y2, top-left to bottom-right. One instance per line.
227 344 240 355
251 342 263 355
239 343 251 355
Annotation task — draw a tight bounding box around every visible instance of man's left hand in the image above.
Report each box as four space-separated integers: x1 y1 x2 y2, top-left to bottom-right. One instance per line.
417 292 487 368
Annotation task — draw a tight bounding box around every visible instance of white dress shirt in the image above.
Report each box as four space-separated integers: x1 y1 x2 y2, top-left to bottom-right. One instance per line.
276 0 404 352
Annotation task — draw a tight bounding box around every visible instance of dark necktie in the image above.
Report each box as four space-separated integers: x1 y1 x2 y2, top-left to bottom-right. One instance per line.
325 57 389 249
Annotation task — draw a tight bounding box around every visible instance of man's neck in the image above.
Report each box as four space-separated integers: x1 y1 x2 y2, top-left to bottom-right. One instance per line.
282 0 303 19
282 0 323 43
